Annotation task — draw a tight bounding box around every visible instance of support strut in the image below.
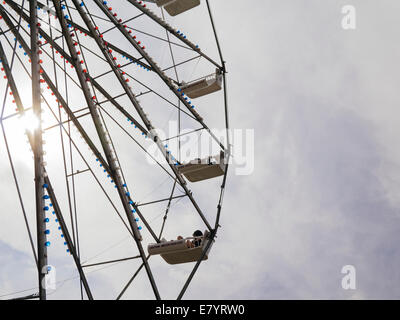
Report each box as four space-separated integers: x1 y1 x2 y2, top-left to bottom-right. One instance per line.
30 0 48 301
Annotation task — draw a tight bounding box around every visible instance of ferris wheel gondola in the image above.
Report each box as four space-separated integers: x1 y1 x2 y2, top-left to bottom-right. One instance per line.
144 0 201 16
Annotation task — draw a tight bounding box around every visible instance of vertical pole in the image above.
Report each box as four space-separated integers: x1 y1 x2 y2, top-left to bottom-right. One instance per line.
30 0 48 300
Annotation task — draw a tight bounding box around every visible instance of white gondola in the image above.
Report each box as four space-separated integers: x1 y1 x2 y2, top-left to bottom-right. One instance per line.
148 231 213 265
178 152 226 183
146 0 200 16
179 69 223 99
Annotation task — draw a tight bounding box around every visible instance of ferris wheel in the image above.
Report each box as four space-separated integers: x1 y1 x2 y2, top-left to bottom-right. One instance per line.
0 0 229 300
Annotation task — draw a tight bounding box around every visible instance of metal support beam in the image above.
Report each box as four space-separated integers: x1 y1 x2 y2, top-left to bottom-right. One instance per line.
44 176 94 300
125 0 222 70
116 255 149 300
30 0 48 301
82 255 141 268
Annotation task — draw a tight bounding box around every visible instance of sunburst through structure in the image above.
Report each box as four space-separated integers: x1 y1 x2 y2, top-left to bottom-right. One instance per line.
0 0 229 300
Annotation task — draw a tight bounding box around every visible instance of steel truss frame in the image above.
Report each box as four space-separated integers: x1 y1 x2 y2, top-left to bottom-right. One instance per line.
0 0 230 300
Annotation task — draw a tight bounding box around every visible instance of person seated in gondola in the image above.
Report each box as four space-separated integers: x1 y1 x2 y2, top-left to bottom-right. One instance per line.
191 230 203 248
177 230 203 248
177 235 193 248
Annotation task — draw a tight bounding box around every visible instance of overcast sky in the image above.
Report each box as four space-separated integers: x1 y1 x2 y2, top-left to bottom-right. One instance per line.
1 0 400 300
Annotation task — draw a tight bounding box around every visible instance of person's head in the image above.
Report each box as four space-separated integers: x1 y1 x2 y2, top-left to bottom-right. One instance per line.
177 236 183 240
193 230 203 237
